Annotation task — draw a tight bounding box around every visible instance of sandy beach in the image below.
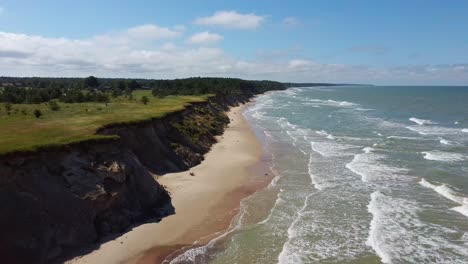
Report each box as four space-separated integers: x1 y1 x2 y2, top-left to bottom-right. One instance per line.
67 102 271 264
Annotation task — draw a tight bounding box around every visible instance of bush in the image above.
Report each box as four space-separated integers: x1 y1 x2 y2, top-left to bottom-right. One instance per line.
48 100 60 111
141 96 149 105
33 109 42 118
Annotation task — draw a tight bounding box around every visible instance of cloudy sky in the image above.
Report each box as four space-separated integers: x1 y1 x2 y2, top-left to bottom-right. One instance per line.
0 0 467 85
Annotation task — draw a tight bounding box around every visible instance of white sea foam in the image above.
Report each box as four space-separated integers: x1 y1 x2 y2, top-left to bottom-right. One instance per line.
310 141 355 157
276 117 297 130
419 178 468 218
315 130 328 136
363 147 374 153
409 117 436 125
438 137 451 145
452 205 468 218
346 149 408 182
454 121 459 125
258 189 285 225
278 191 317 264
421 151 467 162
327 99 357 107
372 131 383 136
386 135 420 140
367 190 468 263
406 125 462 136
315 130 335 140
308 153 325 190
367 191 392 263
301 98 359 109
406 126 428 135
462 128 468 133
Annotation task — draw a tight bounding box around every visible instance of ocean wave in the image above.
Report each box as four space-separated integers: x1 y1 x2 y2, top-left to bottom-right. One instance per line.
310 141 355 157
406 126 428 135
386 135 421 140
462 128 468 133
367 191 392 263
278 192 317 264
301 102 321 107
346 148 408 182
258 189 285 225
308 154 326 190
421 151 467 162
438 137 452 145
419 178 468 218
409 117 436 125
406 125 464 136
298 98 359 109
327 99 357 107
367 190 468 264
315 130 335 140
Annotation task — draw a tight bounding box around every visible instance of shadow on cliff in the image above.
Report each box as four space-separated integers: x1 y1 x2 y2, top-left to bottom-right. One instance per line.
56 202 175 264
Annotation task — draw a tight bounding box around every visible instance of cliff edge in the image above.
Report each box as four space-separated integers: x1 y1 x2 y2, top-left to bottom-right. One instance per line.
0 93 250 264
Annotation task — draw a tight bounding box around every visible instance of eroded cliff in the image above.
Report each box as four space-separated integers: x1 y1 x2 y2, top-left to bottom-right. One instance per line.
0 93 249 264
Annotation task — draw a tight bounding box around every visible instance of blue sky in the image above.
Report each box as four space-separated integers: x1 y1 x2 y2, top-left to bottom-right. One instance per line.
0 0 467 85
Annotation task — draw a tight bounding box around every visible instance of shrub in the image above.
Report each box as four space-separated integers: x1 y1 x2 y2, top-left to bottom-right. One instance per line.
141 96 149 105
48 100 60 111
33 109 42 118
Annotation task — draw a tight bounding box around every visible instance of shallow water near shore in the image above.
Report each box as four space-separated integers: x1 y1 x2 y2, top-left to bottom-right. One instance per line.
168 86 468 264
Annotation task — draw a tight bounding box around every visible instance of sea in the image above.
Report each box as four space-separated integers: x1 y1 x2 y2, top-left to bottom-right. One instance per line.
167 86 468 264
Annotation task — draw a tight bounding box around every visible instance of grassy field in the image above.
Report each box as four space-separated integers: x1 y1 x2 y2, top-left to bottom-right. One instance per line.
0 90 210 155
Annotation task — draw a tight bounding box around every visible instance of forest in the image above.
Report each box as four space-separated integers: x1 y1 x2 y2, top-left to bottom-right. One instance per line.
0 76 287 104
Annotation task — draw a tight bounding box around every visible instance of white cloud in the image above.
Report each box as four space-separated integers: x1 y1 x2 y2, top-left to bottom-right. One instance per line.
0 27 467 85
194 11 265 29
288 59 315 70
282 17 300 27
123 24 183 40
187 31 223 45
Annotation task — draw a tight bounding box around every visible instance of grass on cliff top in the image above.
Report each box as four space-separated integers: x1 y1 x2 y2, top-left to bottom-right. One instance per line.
0 90 211 155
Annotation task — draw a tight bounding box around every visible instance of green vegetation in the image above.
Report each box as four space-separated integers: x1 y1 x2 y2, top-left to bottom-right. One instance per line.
170 105 229 144
141 96 150 105
151 77 285 97
0 76 287 156
0 76 285 104
0 90 209 155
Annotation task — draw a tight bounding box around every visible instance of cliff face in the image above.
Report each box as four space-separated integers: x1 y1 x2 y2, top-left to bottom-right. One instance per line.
0 94 249 264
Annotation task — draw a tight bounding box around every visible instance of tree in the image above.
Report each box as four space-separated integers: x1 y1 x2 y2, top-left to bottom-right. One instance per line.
83 76 100 88
127 80 141 90
48 100 60 111
141 96 149 105
33 109 42 118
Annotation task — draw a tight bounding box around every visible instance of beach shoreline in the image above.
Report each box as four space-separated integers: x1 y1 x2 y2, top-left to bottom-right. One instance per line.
67 101 272 264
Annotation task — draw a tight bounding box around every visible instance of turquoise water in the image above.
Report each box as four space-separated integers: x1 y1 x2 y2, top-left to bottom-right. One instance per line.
168 86 468 264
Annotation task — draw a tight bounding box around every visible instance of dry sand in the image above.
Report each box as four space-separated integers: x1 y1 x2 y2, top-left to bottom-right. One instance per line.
67 102 270 264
